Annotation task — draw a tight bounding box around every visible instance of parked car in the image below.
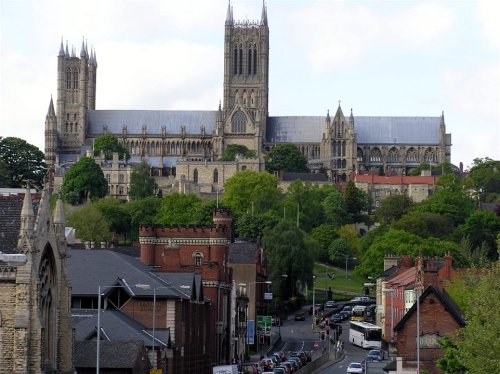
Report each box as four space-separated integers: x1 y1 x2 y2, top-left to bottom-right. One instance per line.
339 310 351 320
350 296 371 303
325 300 337 308
294 312 306 321
365 354 381 362
347 362 364 374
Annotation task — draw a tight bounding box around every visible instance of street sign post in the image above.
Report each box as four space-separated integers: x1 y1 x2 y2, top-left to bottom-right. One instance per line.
256 315 272 336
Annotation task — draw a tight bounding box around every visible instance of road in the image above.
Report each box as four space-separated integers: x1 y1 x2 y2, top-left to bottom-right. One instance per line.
273 304 389 374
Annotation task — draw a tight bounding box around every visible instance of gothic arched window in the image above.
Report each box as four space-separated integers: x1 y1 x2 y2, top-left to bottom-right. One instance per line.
253 47 257 75
213 169 219 184
424 148 435 163
39 246 57 370
233 48 238 75
231 110 246 133
406 148 417 163
73 69 79 89
239 48 243 75
194 252 202 267
370 148 382 162
193 169 198 183
357 148 364 162
66 69 72 89
388 148 399 163
248 48 252 75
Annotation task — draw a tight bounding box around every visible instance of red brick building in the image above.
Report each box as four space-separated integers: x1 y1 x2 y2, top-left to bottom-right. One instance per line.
393 285 464 374
139 210 234 367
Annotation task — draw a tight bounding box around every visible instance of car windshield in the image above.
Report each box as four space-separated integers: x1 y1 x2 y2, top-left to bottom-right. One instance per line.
350 363 362 368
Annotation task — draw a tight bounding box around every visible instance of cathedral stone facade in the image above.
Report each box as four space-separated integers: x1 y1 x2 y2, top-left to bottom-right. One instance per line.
45 3 451 196
0 191 73 373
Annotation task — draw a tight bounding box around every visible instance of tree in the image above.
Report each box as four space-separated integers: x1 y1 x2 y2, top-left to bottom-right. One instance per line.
61 157 108 204
0 137 46 188
328 238 351 266
235 211 279 242
94 197 132 242
455 260 500 374
264 144 309 173
322 186 348 228
455 210 500 260
93 134 130 160
392 211 455 239
466 157 500 202
0 156 10 187
125 196 162 240
222 170 281 217
436 336 467 374
219 144 256 161
344 180 370 223
155 193 208 225
67 204 111 244
337 224 361 256
281 181 324 232
263 220 314 299
129 161 157 200
374 194 414 224
310 224 339 262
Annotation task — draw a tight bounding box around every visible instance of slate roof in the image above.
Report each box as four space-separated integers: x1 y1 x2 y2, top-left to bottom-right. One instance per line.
74 340 147 368
0 198 38 254
67 249 190 299
228 243 259 264
266 116 441 145
394 284 465 332
74 310 170 348
377 265 399 279
88 110 217 136
280 172 328 182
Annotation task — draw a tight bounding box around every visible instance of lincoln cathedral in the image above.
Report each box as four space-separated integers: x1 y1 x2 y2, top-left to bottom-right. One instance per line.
44 2 451 197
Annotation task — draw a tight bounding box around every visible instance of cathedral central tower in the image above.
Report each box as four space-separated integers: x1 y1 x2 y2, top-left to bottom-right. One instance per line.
221 1 269 156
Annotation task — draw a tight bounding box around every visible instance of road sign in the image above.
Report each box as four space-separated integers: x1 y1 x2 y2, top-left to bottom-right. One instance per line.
256 315 272 335
247 320 255 344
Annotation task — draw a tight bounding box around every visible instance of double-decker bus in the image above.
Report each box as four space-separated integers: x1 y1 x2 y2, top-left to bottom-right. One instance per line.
351 305 367 321
349 321 382 348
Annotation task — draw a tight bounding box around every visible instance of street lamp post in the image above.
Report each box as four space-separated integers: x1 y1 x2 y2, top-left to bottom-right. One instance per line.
311 275 316 331
345 257 357 295
416 288 420 374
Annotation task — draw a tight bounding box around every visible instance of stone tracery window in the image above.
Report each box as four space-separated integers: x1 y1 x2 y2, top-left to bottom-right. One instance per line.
406 148 417 163
39 246 57 370
231 110 246 133
424 148 435 163
213 169 219 184
370 148 382 162
388 147 399 163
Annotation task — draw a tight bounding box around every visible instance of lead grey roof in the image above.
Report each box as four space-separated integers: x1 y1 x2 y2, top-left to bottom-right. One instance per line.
67 249 189 299
228 243 259 264
87 110 217 135
74 340 147 368
266 116 441 145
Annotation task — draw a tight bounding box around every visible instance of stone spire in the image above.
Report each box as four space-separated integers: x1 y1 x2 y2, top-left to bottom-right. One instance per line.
261 0 268 26
65 40 69 57
53 196 66 242
58 37 65 57
225 0 233 25
349 108 355 127
440 110 445 128
80 37 87 58
18 188 35 244
47 96 56 119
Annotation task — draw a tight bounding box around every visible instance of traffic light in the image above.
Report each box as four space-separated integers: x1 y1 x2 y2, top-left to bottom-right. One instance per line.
320 331 326 341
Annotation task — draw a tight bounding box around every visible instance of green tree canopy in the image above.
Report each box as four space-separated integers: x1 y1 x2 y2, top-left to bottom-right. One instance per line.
263 220 314 299
264 144 309 173
455 260 500 374
281 181 324 232
222 170 281 217
466 157 500 203
321 186 348 228
0 137 47 188
310 224 339 262
344 180 370 223
61 157 108 204
125 196 162 240
129 161 158 200
93 134 130 160
94 197 132 241
392 211 455 239
0 156 10 187
155 193 209 225
374 194 414 224
235 211 279 242
219 144 256 161
67 204 111 244
455 210 500 260
328 238 351 266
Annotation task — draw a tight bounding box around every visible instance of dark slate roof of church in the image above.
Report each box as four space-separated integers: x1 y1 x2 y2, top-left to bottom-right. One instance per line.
228 243 259 264
74 340 147 368
87 110 441 145
266 116 441 145
87 110 217 136
74 310 169 348
67 249 190 299
0 198 38 254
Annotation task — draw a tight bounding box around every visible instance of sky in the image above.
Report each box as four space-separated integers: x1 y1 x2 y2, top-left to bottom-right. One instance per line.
1 0 499 170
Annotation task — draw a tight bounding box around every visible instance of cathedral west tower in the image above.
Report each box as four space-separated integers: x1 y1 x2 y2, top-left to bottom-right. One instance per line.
221 1 269 157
